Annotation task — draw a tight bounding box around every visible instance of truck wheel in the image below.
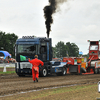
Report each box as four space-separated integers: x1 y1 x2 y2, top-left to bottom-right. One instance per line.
40 67 47 77
56 67 66 76
62 67 67 75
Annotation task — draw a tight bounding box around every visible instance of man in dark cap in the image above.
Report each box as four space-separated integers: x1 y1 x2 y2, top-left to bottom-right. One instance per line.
28 55 44 82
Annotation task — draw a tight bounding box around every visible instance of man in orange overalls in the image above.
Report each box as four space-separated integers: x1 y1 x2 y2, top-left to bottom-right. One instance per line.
28 55 44 82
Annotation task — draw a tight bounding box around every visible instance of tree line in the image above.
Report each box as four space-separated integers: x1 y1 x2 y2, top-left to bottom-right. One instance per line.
52 41 79 58
0 31 79 58
0 31 18 58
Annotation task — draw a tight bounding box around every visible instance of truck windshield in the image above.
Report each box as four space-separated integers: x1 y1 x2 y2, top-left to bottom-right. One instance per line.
90 45 98 50
16 44 39 54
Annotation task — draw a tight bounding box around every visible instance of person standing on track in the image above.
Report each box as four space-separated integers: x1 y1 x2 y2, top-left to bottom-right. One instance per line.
28 55 44 82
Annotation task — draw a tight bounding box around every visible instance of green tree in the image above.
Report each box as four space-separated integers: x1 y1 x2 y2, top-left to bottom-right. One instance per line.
66 42 71 56
54 41 67 58
53 41 79 58
66 42 79 57
0 31 18 58
71 43 79 56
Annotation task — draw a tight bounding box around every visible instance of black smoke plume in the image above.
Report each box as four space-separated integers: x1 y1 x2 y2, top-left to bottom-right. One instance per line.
43 0 67 38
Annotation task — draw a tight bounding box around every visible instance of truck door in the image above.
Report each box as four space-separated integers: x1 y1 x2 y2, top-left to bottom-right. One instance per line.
40 42 47 61
40 41 50 62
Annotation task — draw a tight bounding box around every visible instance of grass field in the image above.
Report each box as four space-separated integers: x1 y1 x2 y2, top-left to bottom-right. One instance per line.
0 67 15 74
1 83 100 100
0 71 15 74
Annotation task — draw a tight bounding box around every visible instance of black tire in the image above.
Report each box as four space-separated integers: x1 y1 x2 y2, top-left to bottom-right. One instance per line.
56 67 67 76
40 67 47 77
62 67 67 75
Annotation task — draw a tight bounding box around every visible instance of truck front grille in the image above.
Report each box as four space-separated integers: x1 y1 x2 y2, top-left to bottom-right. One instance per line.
20 62 32 69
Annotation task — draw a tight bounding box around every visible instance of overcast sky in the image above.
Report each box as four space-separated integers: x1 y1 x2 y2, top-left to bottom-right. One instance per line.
0 0 100 54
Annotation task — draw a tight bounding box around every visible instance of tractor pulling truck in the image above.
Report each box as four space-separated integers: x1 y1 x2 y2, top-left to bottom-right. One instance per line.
15 36 67 77
87 40 100 74
63 40 100 74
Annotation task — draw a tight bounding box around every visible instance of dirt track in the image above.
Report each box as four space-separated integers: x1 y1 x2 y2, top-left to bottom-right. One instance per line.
0 73 100 96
